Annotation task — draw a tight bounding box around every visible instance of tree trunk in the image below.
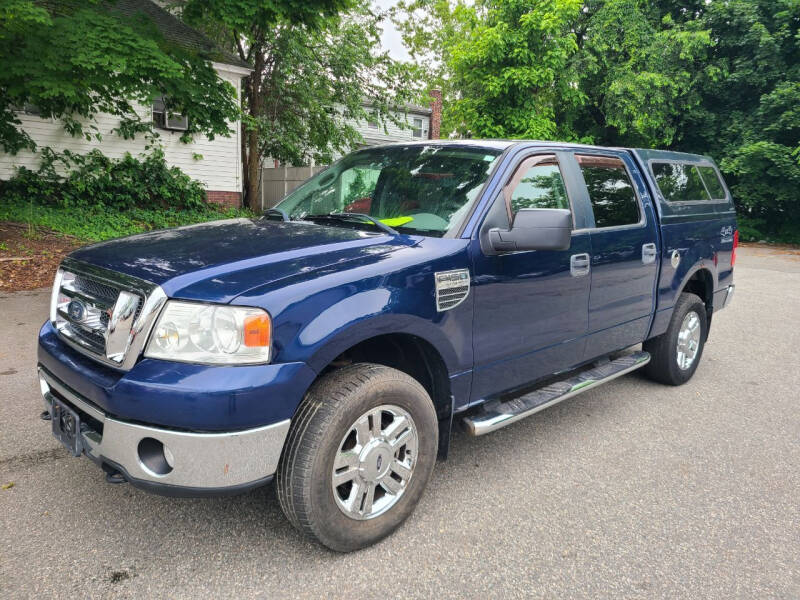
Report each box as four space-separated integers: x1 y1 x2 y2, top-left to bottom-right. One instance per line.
241 66 264 213
245 128 261 212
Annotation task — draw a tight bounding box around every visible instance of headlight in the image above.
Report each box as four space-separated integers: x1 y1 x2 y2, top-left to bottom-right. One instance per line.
144 301 271 365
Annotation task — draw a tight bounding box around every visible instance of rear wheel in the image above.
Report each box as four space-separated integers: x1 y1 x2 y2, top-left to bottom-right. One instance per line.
276 363 438 552
643 292 708 386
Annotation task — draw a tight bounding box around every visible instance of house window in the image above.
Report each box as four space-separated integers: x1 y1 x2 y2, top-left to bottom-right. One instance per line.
152 96 189 131
12 103 41 116
412 117 428 138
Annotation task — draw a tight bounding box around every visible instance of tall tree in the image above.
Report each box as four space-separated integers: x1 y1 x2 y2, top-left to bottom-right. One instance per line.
567 0 712 147
183 0 418 211
677 0 800 241
0 0 239 155
447 0 584 139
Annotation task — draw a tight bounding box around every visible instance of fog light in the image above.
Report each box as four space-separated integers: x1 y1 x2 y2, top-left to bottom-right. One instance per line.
137 437 174 476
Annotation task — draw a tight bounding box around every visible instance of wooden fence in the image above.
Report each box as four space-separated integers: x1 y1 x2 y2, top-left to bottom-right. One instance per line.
260 166 326 209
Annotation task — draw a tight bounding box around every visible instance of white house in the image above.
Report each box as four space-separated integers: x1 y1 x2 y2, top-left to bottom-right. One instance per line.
0 0 251 206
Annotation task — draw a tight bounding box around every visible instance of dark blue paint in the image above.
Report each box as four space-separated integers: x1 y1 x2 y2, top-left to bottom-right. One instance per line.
39 141 736 434
38 322 316 430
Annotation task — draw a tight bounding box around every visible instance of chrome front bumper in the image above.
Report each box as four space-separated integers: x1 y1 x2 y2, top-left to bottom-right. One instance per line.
38 368 290 495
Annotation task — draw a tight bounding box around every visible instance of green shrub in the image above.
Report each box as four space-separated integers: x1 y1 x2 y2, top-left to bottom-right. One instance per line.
1 147 208 211
0 147 252 241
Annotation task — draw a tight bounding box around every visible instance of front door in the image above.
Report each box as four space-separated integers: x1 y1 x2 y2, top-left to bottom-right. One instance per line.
571 151 660 359
469 152 592 402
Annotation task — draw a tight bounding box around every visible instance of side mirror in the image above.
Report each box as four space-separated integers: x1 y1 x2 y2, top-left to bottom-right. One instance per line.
489 208 572 252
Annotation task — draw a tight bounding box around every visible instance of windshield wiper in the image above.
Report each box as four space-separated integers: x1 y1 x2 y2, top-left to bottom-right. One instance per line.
303 212 398 235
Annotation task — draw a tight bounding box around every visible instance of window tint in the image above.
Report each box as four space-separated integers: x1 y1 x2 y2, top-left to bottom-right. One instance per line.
508 158 569 215
577 155 640 228
697 166 726 200
651 162 711 202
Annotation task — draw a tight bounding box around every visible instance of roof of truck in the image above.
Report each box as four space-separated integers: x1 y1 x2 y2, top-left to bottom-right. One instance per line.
376 139 715 164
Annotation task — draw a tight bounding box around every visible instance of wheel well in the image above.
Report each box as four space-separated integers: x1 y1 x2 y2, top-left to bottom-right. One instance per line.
681 268 714 337
682 269 713 311
321 334 453 422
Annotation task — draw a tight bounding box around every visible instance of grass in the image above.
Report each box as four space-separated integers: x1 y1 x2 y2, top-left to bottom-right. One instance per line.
0 199 254 242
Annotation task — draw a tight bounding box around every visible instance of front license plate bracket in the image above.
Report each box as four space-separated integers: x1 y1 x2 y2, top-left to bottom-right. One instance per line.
51 398 82 457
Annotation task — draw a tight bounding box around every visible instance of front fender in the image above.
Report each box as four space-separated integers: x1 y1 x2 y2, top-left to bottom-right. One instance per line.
233 237 475 377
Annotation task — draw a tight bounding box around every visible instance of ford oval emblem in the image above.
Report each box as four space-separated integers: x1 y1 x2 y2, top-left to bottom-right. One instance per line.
67 299 85 321
376 454 383 471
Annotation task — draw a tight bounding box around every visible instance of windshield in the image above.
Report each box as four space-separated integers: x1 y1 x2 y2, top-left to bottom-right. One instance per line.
274 145 502 237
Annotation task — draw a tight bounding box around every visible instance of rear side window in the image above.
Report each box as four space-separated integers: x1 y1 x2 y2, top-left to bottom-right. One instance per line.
576 155 640 228
651 162 711 202
697 166 727 200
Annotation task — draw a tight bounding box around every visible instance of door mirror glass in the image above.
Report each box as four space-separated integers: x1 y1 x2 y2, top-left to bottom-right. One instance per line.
489 208 572 252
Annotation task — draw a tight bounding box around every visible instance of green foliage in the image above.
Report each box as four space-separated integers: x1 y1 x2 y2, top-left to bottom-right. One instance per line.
183 0 418 209
396 0 800 243
446 0 584 139
0 146 252 241
0 0 239 154
1 148 208 211
0 199 251 242
570 1 713 146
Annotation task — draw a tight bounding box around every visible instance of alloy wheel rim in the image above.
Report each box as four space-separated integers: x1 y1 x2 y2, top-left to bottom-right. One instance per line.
331 404 418 520
676 311 702 370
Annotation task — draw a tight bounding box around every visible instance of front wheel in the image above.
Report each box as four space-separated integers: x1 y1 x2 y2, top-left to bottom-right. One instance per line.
643 292 708 386
276 363 438 552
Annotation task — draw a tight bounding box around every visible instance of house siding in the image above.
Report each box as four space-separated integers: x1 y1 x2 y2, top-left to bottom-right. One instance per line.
352 111 431 149
0 65 245 199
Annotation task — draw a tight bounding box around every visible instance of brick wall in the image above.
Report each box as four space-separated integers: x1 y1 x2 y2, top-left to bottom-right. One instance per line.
206 190 242 208
429 89 442 139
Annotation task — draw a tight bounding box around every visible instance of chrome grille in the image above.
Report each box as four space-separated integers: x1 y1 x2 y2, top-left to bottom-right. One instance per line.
51 258 167 371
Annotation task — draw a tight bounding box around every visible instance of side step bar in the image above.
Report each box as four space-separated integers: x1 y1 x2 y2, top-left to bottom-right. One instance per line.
462 351 651 436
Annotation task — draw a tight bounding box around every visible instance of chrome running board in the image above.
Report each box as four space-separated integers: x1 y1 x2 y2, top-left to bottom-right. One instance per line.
462 351 651 436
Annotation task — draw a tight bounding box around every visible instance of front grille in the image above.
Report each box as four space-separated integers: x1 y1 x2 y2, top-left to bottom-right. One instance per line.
73 274 118 303
53 264 147 367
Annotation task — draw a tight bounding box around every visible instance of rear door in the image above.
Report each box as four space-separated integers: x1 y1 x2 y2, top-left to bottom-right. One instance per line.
571 151 660 360
469 151 592 401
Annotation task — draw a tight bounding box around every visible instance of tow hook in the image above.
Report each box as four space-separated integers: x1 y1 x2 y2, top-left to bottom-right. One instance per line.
105 471 126 484
102 464 127 484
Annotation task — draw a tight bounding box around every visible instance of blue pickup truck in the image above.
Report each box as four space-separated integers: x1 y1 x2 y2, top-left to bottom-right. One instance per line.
38 140 737 551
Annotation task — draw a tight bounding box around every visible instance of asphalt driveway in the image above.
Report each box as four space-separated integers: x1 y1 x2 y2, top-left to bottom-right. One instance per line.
1 245 798 599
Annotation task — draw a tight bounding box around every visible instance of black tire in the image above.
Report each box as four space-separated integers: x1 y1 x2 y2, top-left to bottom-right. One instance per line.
643 292 708 386
276 363 438 552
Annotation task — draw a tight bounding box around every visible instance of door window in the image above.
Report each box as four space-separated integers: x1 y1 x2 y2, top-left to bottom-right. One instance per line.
577 155 641 228
505 155 570 218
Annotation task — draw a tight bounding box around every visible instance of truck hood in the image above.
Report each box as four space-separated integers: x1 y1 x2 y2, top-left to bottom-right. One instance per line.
68 218 417 303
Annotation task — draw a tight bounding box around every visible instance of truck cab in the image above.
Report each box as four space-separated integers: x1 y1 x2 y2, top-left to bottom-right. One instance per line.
38 140 736 551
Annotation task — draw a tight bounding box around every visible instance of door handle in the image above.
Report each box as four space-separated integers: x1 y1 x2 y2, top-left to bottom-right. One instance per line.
642 243 657 265
570 253 591 277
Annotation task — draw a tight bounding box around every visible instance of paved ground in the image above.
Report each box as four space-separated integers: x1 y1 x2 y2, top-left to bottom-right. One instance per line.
1 246 799 599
